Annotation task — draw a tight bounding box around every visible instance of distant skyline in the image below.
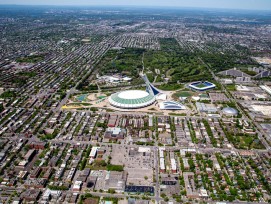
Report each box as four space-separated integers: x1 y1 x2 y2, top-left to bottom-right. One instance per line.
0 0 271 11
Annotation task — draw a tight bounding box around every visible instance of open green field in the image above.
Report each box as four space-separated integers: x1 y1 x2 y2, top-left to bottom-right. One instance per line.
173 91 193 98
196 83 208 88
144 38 212 83
158 83 184 91
226 84 237 91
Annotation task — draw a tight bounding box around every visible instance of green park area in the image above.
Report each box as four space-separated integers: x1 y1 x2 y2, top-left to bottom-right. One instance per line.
0 90 16 98
98 48 144 80
173 91 192 99
158 83 184 91
144 38 212 83
16 55 45 63
77 38 256 93
226 84 237 91
78 38 218 91
235 136 265 149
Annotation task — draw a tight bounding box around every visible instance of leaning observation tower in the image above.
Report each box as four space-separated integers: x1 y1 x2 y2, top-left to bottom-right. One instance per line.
141 73 161 96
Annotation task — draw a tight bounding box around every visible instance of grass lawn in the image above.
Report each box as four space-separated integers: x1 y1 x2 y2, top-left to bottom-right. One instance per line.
226 84 236 91
173 91 192 99
196 83 208 88
158 83 184 91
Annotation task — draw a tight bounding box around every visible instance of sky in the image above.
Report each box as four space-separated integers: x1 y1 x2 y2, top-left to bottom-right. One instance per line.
0 0 271 11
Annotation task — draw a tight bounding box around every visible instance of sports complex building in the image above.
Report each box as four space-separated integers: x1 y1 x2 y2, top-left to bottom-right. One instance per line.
109 74 161 109
109 90 156 109
188 81 216 91
159 101 186 110
109 74 187 110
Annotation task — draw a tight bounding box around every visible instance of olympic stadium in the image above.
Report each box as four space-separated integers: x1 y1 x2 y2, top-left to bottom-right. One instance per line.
109 74 161 109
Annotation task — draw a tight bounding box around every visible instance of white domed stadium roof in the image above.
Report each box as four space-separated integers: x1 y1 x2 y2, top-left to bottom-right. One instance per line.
109 90 155 109
118 90 149 99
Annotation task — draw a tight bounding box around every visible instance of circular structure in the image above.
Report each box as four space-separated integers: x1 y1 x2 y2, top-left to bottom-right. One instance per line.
109 90 155 109
222 107 238 116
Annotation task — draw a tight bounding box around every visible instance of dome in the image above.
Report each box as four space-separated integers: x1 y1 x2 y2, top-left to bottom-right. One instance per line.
222 107 238 116
109 90 155 109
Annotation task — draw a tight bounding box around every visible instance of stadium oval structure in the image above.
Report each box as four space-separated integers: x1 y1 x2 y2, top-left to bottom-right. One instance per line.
109 90 156 109
188 81 216 91
109 74 162 109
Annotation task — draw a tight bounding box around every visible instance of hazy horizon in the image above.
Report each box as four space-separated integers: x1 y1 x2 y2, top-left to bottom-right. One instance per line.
0 0 271 11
